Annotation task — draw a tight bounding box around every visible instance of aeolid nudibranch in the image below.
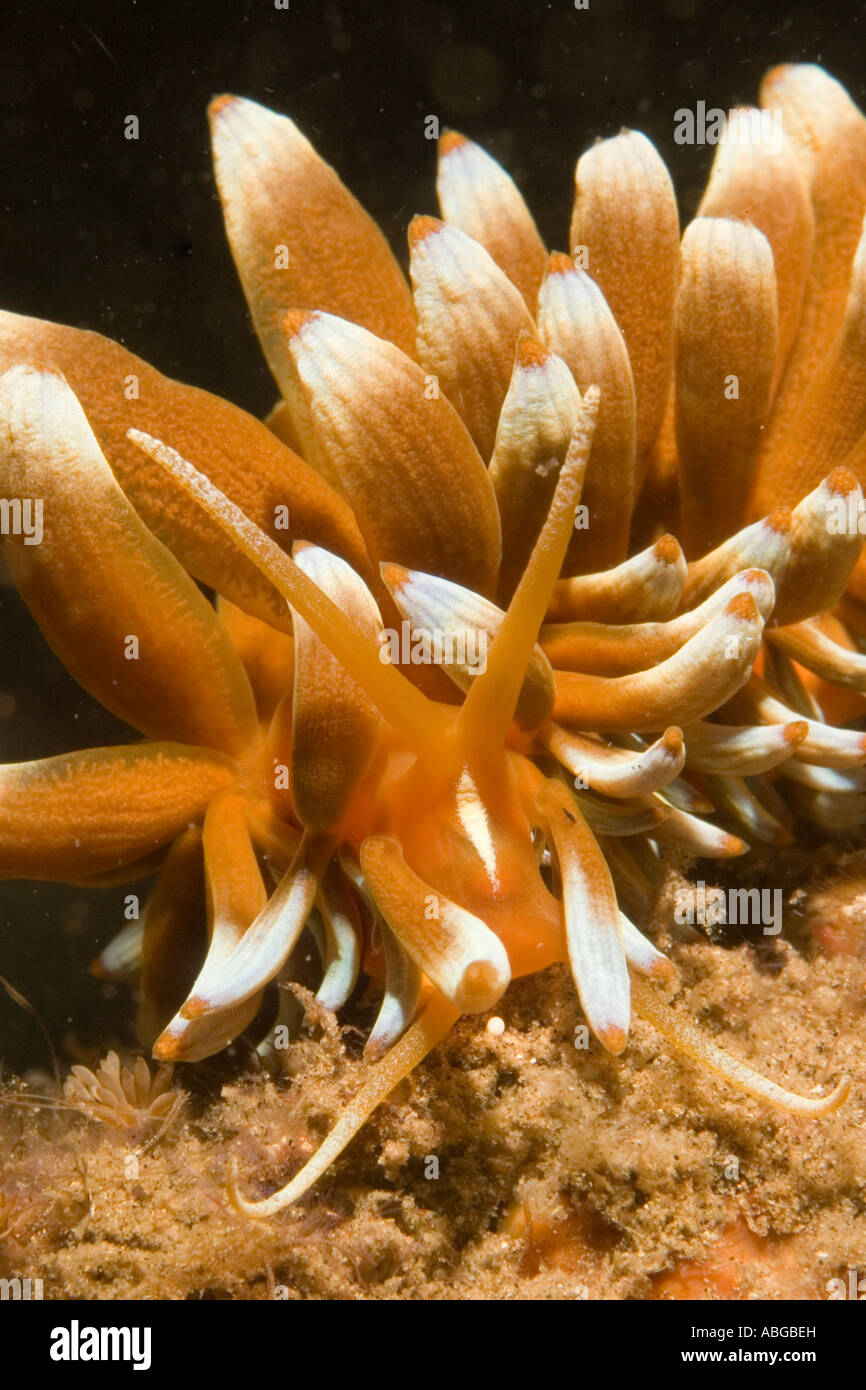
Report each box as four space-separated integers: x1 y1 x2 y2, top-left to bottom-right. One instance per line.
1 63 864 1217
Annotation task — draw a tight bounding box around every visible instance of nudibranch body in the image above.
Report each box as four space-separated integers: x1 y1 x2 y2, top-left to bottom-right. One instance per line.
1 62 864 1217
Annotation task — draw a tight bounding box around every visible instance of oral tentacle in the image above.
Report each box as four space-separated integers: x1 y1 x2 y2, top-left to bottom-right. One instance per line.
631 976 850 1118
457 386 600 752
228 991 461 1218
129 428 451 768
380 560 555 730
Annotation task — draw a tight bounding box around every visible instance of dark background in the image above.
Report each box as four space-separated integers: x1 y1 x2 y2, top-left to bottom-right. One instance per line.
0 0 863 1069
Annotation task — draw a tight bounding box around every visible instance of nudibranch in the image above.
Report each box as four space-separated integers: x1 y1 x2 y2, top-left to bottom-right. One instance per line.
1 62 865 1218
